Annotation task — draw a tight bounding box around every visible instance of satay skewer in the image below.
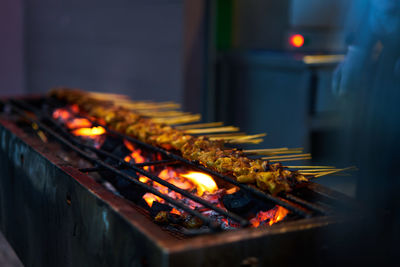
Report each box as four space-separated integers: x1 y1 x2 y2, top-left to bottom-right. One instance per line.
184 126 240 134
286 165 335 169
205 132 246 138
154 114 201 125
262 153 311 160
119 102 181 110
269 156 312 162
176 122 224 130
88 91 129 99
252 149 303 156
208 135 251 141
244 147 288 152
229 138 264 144
209 133 266 142
141 111 191 117
297 168 340 172
313 166 357 177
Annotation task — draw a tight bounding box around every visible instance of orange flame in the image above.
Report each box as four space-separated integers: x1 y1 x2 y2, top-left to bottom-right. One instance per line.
180 172 218 196
170 208 181 215
270 206 289 226
250 206 289 227
71 126 106 136
66 118 92 129
142 193 164 207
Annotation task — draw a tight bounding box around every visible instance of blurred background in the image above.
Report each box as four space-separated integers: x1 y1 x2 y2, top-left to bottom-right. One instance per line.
1 0 399 264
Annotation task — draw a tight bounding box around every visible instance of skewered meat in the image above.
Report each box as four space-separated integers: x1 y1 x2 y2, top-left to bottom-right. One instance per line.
49 88 307 194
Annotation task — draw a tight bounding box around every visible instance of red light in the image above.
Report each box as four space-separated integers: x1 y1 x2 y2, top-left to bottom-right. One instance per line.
290 34 305 48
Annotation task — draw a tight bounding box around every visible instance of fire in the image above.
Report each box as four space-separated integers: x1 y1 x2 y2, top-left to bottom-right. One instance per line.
66 118 92 129
124 149 146 164
180 172 218 196
53 108 72 121
250 206 289 227
170 208 181 215
71 126 106 136
142 193 164 207
123 140 149 173
52 107 106 147
159 169 193 191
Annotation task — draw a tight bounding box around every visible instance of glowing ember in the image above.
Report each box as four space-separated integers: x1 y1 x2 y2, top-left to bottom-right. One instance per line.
142 193 163 207
170 208 181 215
53 108 72 121
250 206 289 227
124 148 146 164
66 118 92 129
123 140 150 172
139 177 149 183
71 126 106 136
159 169 193 191
180 172 218 196
70 104 79 113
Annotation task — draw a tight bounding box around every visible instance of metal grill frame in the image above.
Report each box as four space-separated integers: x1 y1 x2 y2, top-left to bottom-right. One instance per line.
0 96 361 267
7 97 335 229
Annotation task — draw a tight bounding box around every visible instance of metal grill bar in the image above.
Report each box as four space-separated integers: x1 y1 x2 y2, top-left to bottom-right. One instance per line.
283 193 328 215
79 159 178 173
9 99 250 227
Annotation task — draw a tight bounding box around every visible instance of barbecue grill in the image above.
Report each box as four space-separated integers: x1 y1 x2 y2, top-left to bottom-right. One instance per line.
0 95 361 266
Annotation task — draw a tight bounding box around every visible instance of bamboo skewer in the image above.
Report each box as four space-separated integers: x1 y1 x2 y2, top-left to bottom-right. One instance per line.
269 157 312 162
206 132 246 138
286 165 335 169
119 101 181 110
262 153 311 160
88 92 129 99
229 133 266 140
176 122 224 130
153 114 201 125
208 133 267 143
313 166 357 177
297 168 337 173
244 148 289 153
252 149 303 156
141 111 190 118
208 135 249 141
184 126 240 134
229 138 264 144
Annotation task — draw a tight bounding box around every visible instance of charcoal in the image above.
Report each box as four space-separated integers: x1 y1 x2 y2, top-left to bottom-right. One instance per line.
103 144 131 165
222 190 253 214
114 169 147 202
100 135 124 152
149 201 172 217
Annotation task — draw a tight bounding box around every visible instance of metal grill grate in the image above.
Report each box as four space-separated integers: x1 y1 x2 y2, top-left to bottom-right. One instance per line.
5 97 331 232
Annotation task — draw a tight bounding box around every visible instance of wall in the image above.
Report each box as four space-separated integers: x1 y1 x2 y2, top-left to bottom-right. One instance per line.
0 0 24 96
25 0 183 103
